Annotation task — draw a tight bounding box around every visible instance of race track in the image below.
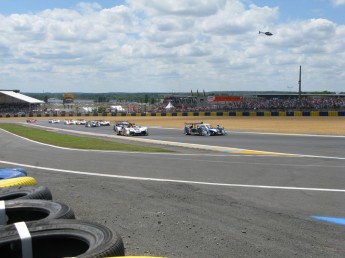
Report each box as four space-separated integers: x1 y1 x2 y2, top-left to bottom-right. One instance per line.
1 120 345 257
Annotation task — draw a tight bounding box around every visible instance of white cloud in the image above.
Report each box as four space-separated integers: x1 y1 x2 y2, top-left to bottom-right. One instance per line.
332 0 345 6
127 0 227 17
0 0 344 92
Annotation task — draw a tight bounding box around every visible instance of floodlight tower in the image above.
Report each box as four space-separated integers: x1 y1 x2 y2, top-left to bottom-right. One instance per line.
298 65 302 99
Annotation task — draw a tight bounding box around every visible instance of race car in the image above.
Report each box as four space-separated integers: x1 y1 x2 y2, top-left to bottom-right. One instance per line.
97 120 110 126
75 119 87 125
26 119 37 123
113 121 130 135
64 119 77 125
48 119 60 124
85 121 100 127
122 124 149 136
184 122 227 136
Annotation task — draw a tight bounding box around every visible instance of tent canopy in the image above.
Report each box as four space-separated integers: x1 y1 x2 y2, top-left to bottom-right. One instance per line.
111 105 125 112
165 102 174 109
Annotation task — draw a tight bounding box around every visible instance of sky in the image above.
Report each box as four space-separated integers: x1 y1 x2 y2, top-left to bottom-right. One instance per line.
0 0 344 93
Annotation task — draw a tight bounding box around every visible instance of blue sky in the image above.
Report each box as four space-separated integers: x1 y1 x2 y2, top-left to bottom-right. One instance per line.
253 0 345 24
0 0 122 14
0 0 344 93
2 0 344 23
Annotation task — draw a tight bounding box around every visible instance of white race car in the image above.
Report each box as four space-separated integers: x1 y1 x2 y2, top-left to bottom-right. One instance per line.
114 121 129 135
64 119 77 125
85 121 100 127
75 119 87 125
113 121 148 136
123 125 149 136
97 120 110 126
48 119 60 124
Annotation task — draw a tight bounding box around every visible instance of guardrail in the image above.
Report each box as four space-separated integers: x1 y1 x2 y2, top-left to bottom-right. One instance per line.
1 111 345 118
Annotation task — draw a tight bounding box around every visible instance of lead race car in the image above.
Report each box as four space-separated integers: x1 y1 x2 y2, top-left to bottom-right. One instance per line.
114 121 130 135
184 122 227 136
114 121 148 136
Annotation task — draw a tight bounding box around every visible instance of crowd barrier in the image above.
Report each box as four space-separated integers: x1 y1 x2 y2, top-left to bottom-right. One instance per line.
1 111 345 118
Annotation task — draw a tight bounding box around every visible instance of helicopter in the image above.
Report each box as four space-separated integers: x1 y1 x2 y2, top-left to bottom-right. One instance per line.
259 31 273 36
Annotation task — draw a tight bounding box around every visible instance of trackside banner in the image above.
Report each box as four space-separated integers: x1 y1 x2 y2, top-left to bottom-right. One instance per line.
207 96 243 102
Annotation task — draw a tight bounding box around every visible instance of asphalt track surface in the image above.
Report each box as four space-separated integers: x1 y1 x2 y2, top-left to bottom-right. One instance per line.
1 120 345 257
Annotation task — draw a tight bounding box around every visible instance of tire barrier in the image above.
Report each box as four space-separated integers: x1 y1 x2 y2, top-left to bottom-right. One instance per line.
0 186 53 201
0 168 27 179
0 219 125 258
0 177 37 188
0 199 75 225
0 166 126 257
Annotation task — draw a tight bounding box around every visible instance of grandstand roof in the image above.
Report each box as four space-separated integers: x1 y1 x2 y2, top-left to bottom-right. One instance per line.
0 90 44 104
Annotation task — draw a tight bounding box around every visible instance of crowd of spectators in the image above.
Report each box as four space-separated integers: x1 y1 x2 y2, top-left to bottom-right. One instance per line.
150 96 345 113
1 96 345 115
0 103 32 114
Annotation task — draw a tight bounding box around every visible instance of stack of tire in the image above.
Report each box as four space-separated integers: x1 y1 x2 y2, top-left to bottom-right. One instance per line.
0 167 125 257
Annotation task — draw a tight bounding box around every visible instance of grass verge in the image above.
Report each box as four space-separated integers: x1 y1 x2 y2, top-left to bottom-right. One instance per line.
0 123 172 152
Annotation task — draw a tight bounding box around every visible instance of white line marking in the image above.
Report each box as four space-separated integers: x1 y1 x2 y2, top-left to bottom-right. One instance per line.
0 159 344 193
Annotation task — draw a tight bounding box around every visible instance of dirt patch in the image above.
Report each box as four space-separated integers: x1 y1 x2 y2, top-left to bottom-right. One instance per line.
110 116 344 135
2 116 344 135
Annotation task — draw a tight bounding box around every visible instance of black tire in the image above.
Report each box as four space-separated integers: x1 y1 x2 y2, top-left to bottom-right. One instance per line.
0 186 53 201
2 199 75 225
201 129 209 136
0 219 125 258
184 128 191 135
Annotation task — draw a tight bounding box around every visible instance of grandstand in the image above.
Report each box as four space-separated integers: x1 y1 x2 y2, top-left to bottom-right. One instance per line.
158 93 345 112
0 90 44 114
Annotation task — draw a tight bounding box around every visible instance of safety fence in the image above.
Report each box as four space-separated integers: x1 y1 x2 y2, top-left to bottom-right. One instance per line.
1 110 345 118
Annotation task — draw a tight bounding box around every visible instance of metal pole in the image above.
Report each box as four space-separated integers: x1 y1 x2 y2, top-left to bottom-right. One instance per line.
298 65 301 110
298 65 301 99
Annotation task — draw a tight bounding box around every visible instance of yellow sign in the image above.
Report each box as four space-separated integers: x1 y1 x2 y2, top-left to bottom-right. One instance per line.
63 94 74 103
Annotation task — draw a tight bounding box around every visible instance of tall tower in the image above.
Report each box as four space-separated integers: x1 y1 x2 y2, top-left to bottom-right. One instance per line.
298 65 302 99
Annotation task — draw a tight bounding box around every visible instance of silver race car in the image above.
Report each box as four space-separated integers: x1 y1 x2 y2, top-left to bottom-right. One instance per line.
184 122 227 136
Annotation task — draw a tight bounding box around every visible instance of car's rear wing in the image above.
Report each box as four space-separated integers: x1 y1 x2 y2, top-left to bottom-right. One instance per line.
184 122 203 125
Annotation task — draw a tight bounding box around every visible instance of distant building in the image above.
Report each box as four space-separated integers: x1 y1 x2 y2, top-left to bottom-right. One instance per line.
47 98 63 105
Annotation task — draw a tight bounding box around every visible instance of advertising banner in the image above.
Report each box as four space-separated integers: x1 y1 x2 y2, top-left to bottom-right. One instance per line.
207 96 243 102
63 94 74 103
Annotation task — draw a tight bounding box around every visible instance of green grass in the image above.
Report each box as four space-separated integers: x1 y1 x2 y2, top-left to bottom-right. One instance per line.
0 123 172 152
